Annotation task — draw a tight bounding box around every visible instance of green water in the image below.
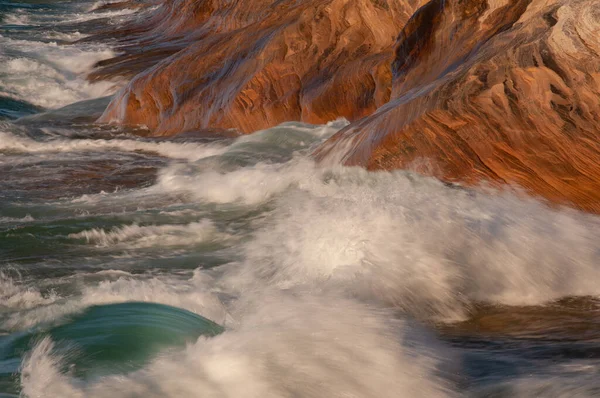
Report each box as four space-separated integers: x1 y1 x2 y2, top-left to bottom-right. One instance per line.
0 302 223 394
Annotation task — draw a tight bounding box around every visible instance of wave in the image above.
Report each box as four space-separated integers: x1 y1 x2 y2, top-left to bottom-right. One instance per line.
10 118 595 324
2 11 29 25
2 272 229 331
0 271 58 311
63 8 140 23
19 295 453 398
0 36 116 109
0 132 226 161
216 163 600 321
144 129 600 321
0 215 34 223
3 302 222 383
68 220 221 248
0 0 136 113
5 116 599 325
156 158 318 205
131 119 600 320
152 120 347 204
0 96 43 120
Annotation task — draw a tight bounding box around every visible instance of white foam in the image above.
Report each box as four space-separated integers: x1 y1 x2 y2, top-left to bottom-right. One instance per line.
2 12 30 25
69 220 221 248
21 338 82 398
87 0 140 12
20 295 453 398
83 269 134 277
0 272 58 311
43 31 87 41
155 157 318 205
151 121 348 204
0 36 117 109
5 118 600 325
0 132 226 161
3 273 228 331
0 214 35 223
64 9 139 23
216 164 600 321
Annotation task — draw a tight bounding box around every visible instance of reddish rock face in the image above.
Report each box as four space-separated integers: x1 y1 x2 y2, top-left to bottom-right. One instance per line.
90 0 600 212
95 0 425 134
316 0 600 213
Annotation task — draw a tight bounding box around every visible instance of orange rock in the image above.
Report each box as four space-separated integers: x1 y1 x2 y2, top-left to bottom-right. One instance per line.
90 0 600 212
95 0 425 134
316 0 600 213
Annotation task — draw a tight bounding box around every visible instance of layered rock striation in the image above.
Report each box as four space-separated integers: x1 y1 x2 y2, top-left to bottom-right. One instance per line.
94 0 424 134
316 0 600 212
90 0 600 212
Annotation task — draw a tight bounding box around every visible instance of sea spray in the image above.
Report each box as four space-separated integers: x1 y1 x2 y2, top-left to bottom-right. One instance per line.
20 295 454 398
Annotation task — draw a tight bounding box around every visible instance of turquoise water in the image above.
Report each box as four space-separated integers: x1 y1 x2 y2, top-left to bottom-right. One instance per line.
2 1 600 397
0 302 223 393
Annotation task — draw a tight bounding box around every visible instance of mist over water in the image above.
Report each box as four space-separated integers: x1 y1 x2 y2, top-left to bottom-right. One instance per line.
1 1 600 398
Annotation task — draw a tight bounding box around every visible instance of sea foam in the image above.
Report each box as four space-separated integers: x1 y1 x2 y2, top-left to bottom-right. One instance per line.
20 294 454 398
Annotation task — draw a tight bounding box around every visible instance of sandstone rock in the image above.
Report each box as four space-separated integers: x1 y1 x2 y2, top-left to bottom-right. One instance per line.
95 0 425 134
90 0 600 212
316 0 600 213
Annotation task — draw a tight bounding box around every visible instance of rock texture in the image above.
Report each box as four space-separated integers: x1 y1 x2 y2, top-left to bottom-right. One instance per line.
90 0 600 212
95 0 425 134
316 0 600 213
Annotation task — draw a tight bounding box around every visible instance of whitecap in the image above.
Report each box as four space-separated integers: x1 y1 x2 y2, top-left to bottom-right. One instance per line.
20 294 454 398
69 220 221 248
0 132 226 161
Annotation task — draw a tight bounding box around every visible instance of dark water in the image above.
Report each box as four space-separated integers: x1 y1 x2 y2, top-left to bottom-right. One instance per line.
1 1 600 397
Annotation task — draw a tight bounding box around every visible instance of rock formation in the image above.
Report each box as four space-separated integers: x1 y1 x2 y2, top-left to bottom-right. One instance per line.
316 0 600 213
94 0 425 134
89 0 600 212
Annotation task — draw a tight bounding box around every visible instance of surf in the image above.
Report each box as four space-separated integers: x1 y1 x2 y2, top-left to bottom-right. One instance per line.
1 0 600 397
1 302 223 395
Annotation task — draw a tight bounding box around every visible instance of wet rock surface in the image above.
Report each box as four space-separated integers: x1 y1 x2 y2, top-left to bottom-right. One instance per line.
93 0 424 134
89 0 600 212
316 0 600 213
